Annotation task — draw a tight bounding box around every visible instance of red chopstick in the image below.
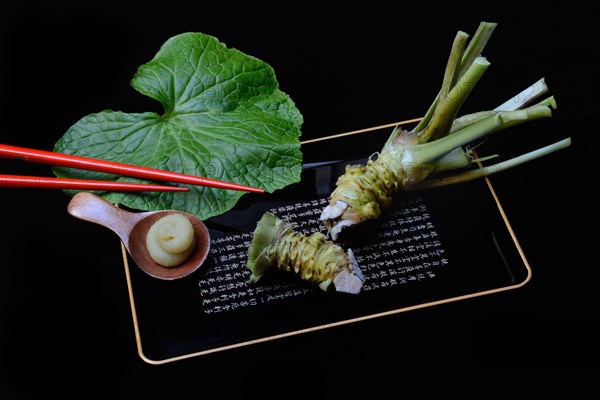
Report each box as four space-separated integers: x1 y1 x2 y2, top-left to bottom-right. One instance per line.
0 174 189 192
0 143 265 193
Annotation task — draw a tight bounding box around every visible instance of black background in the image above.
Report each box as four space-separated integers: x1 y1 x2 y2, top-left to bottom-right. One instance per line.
1 1 598 398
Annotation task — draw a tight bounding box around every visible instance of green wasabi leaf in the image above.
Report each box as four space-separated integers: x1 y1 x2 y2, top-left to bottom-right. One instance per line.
53 32 303 220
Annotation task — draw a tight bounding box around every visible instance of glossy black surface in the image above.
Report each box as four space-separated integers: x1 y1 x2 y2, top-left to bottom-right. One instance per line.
2 2 598 398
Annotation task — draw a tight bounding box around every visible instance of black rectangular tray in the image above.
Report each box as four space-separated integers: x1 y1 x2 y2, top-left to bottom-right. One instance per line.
121 155 531 364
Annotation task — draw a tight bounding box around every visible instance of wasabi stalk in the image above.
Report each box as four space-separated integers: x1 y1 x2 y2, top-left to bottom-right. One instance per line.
320 22 571 240
246 212 364 294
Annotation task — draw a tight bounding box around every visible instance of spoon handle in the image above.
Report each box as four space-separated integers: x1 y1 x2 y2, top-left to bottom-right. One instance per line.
67 192 145 247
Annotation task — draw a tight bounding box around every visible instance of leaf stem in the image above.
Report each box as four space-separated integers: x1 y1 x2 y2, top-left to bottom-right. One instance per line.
419 31 469 142
411 138 572 189
413 111 503 165
417 57 490 143
413 21 497 133
458 22 497 76
412 101 554 166
494 77 549 111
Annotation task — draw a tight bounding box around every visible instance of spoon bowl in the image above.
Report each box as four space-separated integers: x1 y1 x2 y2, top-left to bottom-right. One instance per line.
67 192 210 280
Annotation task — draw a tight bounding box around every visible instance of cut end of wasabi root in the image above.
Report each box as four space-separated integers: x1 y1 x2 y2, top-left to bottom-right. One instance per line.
320 201 354 241
330 248 364 294
246 212 364 294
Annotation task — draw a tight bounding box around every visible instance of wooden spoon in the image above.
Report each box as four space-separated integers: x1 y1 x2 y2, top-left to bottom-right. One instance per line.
67 192 210 280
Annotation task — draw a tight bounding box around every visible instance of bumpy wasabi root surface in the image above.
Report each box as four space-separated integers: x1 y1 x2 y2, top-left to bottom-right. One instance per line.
246 212 364 294
321 146 431 240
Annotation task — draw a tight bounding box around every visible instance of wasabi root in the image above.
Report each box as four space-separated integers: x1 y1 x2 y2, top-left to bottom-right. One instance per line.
320 21 572 240
246 212 364 294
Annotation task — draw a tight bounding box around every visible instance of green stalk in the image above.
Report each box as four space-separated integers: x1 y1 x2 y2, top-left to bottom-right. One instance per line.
417 56 490 143
492 101 555 132
412 138 572 189
417 31 469 143
494 77 548 111
386 56 491 151
438 31 469 104
412 103 554 166
413 21 497 133
450 85 556 138
412 112 503 165
458 21 497 76
448 78 550 133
